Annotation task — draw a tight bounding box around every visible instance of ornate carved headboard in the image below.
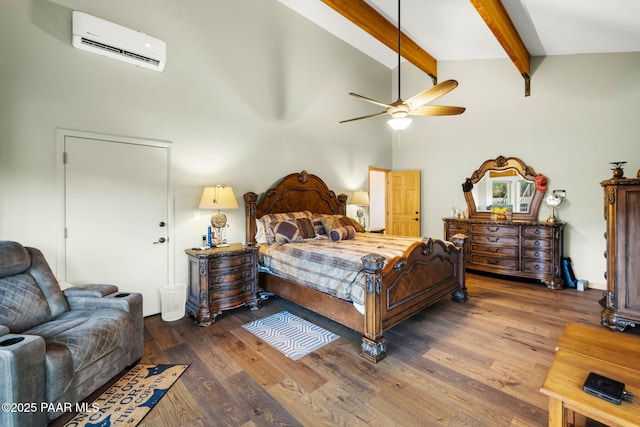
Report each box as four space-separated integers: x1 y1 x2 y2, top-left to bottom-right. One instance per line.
244 170 347 244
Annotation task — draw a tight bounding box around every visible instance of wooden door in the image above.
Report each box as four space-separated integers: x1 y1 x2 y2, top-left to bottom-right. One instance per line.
387 170 421 237
59 131 172 316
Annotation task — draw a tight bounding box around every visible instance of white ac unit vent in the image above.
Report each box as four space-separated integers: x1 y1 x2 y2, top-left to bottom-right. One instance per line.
72 11 166 72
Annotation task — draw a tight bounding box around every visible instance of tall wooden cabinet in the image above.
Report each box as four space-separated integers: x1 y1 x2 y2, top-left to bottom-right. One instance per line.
600 177 640 331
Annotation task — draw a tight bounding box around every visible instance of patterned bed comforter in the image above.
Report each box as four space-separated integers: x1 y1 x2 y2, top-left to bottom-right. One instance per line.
258 233 427 306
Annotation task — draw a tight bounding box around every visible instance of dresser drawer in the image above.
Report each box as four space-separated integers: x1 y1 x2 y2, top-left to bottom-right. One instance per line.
470 234 518 247
446 222 468 234
471 254 518 270
211 266 253 285
522 248 551 260
523 259 551 274
209 253 254 270
210 280 253 301
471 224 518 236
471 244 518 257
522 226 552 238
522 238 551 250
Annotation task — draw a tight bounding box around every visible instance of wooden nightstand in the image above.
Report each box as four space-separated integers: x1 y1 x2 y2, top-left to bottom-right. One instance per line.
184 244 259 326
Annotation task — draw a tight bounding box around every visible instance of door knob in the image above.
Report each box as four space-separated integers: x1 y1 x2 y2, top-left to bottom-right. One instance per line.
159 221 166 227
153 237 166 244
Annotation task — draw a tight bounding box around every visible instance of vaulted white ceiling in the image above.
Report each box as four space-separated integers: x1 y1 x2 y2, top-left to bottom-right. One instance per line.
280 0 640 70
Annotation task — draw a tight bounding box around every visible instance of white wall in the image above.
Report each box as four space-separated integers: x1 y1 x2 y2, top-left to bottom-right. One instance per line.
0 0 393 285
392 53 640 289
2 1 639 292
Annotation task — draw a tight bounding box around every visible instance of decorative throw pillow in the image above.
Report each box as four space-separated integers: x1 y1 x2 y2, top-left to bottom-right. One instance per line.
342 216 365 233
329 225 356 241
260 211 312 244
320 214 365 235
273 220 304 244
319 215 343 236
295 217 316 239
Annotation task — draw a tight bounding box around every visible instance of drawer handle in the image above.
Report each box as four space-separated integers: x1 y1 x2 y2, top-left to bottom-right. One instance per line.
487 259 500 265
487 227 499 232
242 270 250 278
534 251 540 257
487 237 500 243
243 285 251 291
534 241 541 246
533 264 541 271
535 229 541 235
216 276 223 283
242 256 251 264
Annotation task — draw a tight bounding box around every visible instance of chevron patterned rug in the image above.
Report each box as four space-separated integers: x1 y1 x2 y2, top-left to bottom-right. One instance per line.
242 311 340 360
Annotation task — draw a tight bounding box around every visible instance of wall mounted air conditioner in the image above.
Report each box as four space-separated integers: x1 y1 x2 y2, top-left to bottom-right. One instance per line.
72 11 166 72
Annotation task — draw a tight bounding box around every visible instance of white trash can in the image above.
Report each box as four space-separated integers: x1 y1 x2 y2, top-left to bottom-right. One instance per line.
159 284 187 321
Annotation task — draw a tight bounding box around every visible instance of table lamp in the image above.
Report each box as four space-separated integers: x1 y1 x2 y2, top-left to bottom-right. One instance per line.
351 190 370 227
199 185 238 247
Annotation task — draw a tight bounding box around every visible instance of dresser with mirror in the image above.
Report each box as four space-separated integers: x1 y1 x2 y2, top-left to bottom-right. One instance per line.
443 155 564 289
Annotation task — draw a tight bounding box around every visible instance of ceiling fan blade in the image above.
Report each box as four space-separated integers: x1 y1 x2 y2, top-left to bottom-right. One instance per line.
349 92 393 108
411 105 466 116
405 80 459 110
339 111 388 124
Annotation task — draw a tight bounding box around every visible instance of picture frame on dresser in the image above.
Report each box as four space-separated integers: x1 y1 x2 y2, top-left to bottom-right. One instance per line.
444 155 564 289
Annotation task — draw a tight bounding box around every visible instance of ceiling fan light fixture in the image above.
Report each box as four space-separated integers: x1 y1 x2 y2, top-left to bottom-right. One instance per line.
387 117 412 130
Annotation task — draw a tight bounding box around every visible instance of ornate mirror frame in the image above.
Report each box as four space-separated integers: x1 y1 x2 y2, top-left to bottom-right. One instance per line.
462 155 545 221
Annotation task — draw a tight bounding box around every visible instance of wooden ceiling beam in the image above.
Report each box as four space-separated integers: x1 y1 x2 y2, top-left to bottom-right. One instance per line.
470 0 531 95
321 0 438 80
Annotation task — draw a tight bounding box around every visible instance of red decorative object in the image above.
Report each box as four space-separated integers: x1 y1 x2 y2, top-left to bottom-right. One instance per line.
535 174 548 192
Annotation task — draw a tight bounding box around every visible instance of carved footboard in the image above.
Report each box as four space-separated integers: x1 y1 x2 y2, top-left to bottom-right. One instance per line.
360 236 467 363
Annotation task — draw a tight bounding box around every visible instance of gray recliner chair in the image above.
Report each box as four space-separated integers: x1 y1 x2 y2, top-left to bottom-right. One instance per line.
0 241 143 427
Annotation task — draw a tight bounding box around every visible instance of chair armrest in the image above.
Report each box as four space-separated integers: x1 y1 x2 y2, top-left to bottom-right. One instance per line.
65 290 144 364
0 334 47 427
0 325 9 337
63 283 119 298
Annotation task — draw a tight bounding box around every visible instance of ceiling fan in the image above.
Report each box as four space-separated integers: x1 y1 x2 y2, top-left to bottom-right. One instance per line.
340 0 465 130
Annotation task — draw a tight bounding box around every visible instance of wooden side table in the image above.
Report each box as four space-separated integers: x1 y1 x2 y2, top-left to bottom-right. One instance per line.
540 322 640 426
184 244 259 326
555 322 640 370
541 349 640 427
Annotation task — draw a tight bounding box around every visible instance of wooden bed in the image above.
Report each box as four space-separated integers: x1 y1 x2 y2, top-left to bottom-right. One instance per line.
244 170 467 363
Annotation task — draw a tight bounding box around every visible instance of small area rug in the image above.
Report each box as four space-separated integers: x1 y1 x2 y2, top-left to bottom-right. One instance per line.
242 310 339 360
64 363 189 427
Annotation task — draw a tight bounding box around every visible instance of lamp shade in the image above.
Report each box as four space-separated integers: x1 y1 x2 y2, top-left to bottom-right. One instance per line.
198 186 239 210
351 191 370 206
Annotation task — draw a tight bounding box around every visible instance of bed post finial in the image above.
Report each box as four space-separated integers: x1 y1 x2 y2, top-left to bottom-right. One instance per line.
337 194 348 215
298 170 308 183
360 253 386 363
244 192 258 244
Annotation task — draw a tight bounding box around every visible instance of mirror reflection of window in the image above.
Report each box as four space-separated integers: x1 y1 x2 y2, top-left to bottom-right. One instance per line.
492 181 510 205
519 181 534 212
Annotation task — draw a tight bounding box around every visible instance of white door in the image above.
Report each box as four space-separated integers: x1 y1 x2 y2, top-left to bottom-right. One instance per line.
60 132 172 316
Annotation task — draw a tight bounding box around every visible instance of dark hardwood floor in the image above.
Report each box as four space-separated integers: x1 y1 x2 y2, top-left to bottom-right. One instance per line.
54 273 609 426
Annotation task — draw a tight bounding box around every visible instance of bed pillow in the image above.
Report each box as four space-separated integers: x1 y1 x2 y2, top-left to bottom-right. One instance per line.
328 225 356 241
255 219 267 244
296 217 316 239
344 216 366 233
259 211 313 244
273 220 304 244
319 214 365 235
